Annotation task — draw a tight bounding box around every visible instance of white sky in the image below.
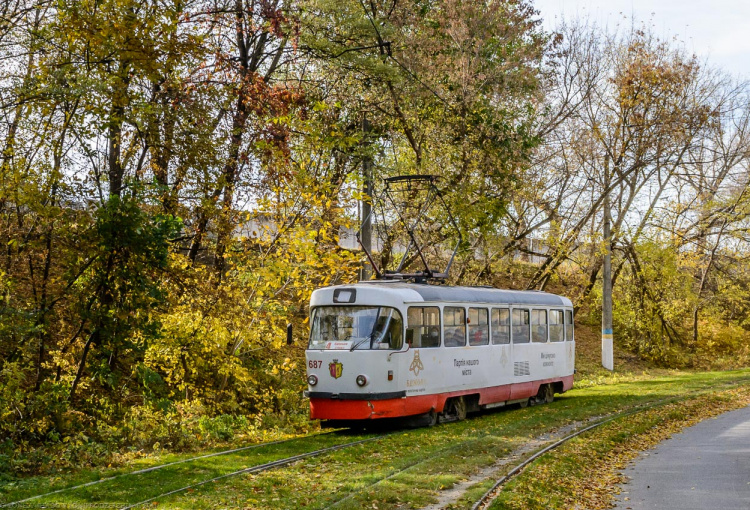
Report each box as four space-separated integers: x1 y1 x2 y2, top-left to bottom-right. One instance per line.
533 0 750 79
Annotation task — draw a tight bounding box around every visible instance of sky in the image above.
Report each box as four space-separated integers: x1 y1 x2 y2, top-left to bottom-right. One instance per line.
533 0 750 79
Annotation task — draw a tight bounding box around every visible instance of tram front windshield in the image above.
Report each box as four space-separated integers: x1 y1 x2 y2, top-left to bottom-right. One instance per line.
309 306 403 350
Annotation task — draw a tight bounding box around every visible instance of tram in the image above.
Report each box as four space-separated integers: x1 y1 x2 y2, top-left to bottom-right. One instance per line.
304 280 575 426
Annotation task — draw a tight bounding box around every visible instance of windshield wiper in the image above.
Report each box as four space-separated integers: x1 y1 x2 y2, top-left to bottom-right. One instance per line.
351 327 388 351
350 333 376 351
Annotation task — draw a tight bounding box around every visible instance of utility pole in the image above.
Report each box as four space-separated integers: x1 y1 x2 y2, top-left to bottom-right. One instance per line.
360 115 373 281
602 157 614 371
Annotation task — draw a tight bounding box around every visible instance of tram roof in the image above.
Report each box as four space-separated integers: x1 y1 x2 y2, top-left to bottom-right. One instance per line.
326 281 573 307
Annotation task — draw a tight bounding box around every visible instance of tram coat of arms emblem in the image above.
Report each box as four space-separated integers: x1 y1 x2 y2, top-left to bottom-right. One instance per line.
329 360 343 379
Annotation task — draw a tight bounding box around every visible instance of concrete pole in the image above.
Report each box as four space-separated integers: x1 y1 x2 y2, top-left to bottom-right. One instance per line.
360 115 373 281
602 160 614 371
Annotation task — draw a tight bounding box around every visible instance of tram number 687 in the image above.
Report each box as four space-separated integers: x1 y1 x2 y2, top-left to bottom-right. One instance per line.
308 360 322 369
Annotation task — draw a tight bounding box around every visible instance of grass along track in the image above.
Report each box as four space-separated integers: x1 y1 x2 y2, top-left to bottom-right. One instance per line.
481 386 750 510
153 370 750 510
468 395 694 510
3 369 750 509
0 431 383 508
329 378 750 510
118 435 388 510
0 433 340 508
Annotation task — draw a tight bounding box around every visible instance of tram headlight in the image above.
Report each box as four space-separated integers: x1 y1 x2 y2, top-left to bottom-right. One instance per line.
307 374 318 386
356 374 368 387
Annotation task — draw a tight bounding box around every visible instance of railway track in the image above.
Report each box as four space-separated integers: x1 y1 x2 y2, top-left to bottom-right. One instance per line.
0 430 376 509
5 377 748 510
320 404 646 510
469 383 748 510
119 435 387 510
329 383 746 510
469 414 621 510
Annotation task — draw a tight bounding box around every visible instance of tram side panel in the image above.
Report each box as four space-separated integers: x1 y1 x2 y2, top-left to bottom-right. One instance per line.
306 326 575 421
478 343 514 404
399 341 569 411
399 345 497 415
510 341 570 399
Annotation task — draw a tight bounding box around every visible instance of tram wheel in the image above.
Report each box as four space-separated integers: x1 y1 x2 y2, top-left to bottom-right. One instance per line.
426 409 438 427
440 397 468 422
454 396 467 421
541 384 554 404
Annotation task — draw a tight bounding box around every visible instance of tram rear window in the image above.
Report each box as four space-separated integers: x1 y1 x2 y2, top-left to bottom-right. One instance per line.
406 307 440 348
308 306 403 350
566 310 574 341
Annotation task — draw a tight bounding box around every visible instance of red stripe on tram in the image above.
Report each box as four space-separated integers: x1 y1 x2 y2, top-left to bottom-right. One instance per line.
310 375 574 420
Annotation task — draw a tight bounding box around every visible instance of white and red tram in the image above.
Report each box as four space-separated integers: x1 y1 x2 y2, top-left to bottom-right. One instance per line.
304 280 575 425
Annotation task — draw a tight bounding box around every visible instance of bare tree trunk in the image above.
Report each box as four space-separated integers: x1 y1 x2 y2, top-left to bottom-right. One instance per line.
691 220 727 348
69 330 97 402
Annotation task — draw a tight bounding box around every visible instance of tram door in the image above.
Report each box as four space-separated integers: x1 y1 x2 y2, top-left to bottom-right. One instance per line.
509 308 531 380
565 309 575 374
491 308 512 380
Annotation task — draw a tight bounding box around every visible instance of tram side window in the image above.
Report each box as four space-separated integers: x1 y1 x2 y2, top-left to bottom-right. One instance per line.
406 307 440 348
491 308 510 344
565 310 575 341
444 307 467 347
468 308 489 346
531 309 548 343
549 310 564 342
512 309 530 344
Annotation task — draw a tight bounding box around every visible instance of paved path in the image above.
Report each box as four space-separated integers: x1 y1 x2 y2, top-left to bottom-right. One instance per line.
614 405 750 510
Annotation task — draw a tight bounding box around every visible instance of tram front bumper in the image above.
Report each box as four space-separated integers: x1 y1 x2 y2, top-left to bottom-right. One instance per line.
307 391 434 420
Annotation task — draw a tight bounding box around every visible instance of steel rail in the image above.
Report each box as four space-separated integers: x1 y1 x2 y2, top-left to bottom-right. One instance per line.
326 394 688 509
0 431 339 508
328 381 749 510
470 381 750 510
325 428 500 509
118 435 388 510
6 378 748 510
470 415 619 510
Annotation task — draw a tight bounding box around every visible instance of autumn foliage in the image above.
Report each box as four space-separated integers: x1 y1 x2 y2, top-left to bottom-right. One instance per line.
1 1 750 475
